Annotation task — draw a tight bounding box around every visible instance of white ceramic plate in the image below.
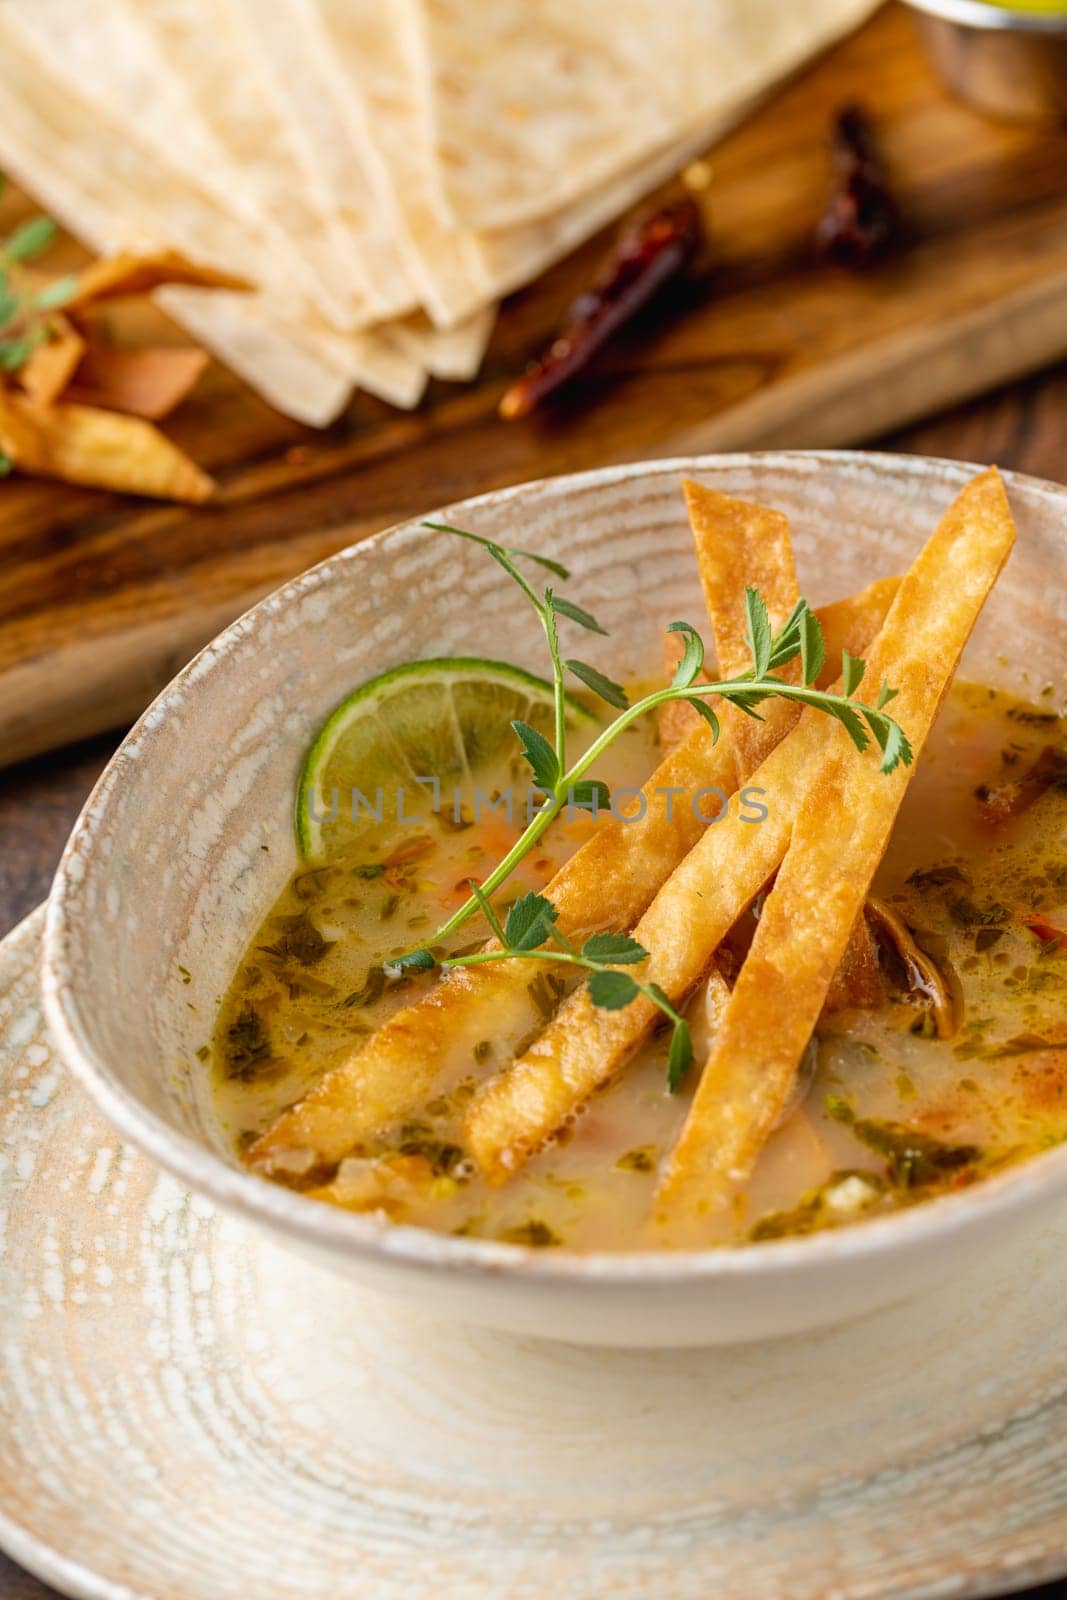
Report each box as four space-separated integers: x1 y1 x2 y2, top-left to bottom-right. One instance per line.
40 452 1067 1345
5 906 1067 1599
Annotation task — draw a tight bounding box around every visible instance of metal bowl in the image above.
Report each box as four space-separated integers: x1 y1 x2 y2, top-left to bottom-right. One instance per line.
907 0 1067 119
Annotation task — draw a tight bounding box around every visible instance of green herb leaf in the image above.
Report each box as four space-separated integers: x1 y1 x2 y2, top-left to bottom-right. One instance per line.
666 620 705 688
667 1019 693 1092
744 587 773 677
0 452 11 478
33 274 79 311
421 521 570 581
504 890 559 951
798 606 826 687
766 597 808 669
587 969 640 1010
876 680 900 710
581 931 648 965
565 658 629 709
511 718 560 792
507 546 570 580
826 700 871 754
4 216 57 262
863 711 913 774
727 690 768 721
391 948 436 972
685 697 720 741
841 648 866 697
552 595 608 635
566 778 610 813
543 584 562 661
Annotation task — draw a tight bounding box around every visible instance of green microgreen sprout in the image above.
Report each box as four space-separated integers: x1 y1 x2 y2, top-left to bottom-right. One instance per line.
393 522 913 1088
432 886 694 1092
0 206 76 378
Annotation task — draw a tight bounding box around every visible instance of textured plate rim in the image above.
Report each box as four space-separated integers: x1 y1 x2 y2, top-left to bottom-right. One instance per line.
7 901 1067 1600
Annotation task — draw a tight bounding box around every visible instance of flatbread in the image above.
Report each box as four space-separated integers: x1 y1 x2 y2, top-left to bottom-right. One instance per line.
404 0 880 232
0 18 426 421
313 0 731 322
387 308 499 383
219 0 418 324
312 0 495 328
8 0 387 334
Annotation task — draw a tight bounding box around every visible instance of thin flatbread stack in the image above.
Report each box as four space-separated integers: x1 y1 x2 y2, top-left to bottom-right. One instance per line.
0 21 412 423
404 0 879 230
0 0 879 424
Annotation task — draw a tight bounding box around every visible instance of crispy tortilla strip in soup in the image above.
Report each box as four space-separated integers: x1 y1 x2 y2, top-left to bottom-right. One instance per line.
251 504 897 1177
464 576 895 1184
684 482 884 1010
249 492 872 1175
654 468 1017 1228
686 482 800 779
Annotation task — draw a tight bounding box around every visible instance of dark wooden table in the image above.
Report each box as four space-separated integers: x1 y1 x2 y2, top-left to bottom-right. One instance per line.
2 363 1066 1600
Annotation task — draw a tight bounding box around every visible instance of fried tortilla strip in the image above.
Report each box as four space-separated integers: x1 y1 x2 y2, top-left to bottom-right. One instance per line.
18 315 87 405
251 517 894 1176
67 250 251 309
249 493 796 1174
465 738 801 1184
685 482 800 780
66 344 210 420
654 468 1016 1226
466 473 1010 1186
248 721 745 1175
685 481 884 1011
0 391 214 502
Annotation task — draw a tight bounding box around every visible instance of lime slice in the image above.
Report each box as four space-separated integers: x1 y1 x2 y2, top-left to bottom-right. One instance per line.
296 657 597 862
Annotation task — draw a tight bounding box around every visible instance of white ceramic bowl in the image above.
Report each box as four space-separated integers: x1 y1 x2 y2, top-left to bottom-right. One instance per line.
42 451 1067 1347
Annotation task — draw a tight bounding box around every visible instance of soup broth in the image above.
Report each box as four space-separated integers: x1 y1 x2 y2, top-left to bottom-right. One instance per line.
211 683 1067 1250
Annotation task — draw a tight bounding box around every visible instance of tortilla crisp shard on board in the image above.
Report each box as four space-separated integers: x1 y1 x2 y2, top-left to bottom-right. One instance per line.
653 467 1016 1230
249 501 893 1178
67 250 252 308
0 390 215 503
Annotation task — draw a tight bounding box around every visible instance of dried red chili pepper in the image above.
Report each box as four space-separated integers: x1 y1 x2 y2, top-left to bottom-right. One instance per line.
816 104 899 268
499 196 703 420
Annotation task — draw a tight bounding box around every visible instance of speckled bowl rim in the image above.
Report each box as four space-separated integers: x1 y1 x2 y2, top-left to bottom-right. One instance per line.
40 450 1067 1288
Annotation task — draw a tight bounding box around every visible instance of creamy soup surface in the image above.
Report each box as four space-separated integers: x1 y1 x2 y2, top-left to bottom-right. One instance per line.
209 682 1067 1250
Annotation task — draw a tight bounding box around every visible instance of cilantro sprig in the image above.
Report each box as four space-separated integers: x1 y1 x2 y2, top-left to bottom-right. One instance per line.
394 522 912 1087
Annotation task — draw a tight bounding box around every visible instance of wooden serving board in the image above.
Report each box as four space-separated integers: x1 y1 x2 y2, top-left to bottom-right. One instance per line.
3 0 1067 769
